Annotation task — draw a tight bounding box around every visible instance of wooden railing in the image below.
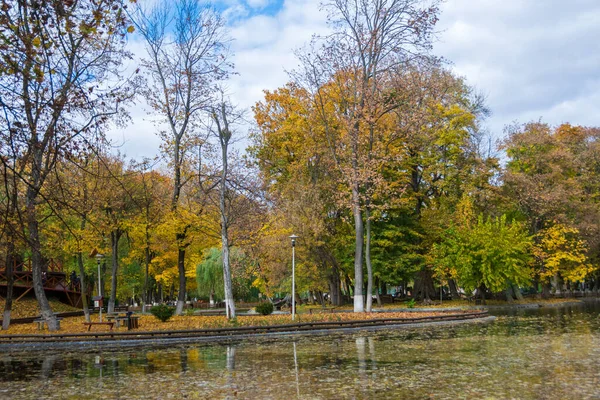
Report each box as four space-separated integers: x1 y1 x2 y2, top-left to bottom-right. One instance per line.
0 258 63 273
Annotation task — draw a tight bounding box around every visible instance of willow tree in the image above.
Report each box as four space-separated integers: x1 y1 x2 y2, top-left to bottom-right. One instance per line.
133 0 232 315
294 0 440 312
0 0 134 330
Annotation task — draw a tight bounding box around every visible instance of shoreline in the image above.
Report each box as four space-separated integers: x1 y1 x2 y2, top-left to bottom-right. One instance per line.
0 312 492 354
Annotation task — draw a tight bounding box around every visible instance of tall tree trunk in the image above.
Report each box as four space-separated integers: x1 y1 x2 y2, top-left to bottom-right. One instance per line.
375 277 382 307
365 208 373 312
2 247 15 330
143 242 151 314
215 102 236 320
328 263 342 306
173 132 186 316
345 274 354 299
175 244 186 315
100 260 107 298
352 182 364 312
27 190 58 330
219 155 235 319
108 229 121 314
77 252 90 323
2 181 18 330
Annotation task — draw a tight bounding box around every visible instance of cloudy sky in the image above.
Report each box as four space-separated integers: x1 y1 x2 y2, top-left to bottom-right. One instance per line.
109 0 600 160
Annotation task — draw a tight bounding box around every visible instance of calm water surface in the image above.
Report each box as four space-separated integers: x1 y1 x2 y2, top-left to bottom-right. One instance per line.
2 301 600 399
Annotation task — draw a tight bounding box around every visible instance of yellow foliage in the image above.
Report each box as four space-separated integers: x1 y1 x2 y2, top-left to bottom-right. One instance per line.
534 224 595 282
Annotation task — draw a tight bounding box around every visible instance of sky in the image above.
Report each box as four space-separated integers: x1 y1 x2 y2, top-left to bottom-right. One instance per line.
108 0 600 161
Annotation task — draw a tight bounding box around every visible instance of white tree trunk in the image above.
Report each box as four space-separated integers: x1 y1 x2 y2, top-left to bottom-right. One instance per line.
352 183 364 312
365 208 373 312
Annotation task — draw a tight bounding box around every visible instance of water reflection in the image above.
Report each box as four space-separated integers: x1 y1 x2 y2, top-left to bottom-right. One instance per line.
293 342 300 399
1 301 600 399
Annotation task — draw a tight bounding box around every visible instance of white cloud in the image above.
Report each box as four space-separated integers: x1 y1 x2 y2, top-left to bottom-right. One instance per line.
108 0 600 161
245 0 269 9
435 0 600 137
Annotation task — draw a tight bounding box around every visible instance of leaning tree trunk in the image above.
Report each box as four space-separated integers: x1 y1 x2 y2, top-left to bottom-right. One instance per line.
512 284 524 300
108 229 122 314
448 279 460 299
365 208 373 312
2 247 15 330
77 252 90 323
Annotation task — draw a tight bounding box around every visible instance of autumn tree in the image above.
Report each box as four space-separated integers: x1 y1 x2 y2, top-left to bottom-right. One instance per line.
294 0 441 312
391 67 494 300
502 123 600 293
534 224 593 296
126 162 170 312
133 0 232 315
251 83 347 305
0 0 135 330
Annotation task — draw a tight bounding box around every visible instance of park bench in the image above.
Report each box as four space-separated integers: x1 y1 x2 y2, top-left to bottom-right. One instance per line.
83 321 114 331
34 317 63 330
106 312 139 329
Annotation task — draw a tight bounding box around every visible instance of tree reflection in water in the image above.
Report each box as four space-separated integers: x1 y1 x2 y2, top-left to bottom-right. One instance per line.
2 302 600 399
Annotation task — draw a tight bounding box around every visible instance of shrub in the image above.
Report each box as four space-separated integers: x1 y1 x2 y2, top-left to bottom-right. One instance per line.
405 298 416 309
255 302 274 315
150 304 175 322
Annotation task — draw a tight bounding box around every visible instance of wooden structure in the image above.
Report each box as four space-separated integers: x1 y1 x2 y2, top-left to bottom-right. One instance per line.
0 259 91 307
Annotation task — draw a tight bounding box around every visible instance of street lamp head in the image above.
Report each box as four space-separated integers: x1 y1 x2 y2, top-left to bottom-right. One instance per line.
95 253 104 262
289 234 299 247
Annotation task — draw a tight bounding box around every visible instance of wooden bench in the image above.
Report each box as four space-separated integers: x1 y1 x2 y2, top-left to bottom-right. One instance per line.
106 314 139 329
34 317 63 330
83 322 114 331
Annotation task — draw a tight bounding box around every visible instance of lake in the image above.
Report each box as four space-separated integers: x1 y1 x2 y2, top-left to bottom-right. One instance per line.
2 301 600 399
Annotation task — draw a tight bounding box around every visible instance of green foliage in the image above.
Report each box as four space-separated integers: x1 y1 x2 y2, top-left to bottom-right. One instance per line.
405 298 416 308
150 304 175 322
196 248 224 299
255 302 274 315
196 247 259 302
432 206 533 294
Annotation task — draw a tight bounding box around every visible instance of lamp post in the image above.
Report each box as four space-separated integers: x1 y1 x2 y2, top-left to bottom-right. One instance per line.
96 253 104 322
289 234 298 321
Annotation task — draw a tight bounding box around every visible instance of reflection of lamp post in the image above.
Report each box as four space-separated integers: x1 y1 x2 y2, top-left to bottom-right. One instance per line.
289 234 298 321
96 253 104 322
